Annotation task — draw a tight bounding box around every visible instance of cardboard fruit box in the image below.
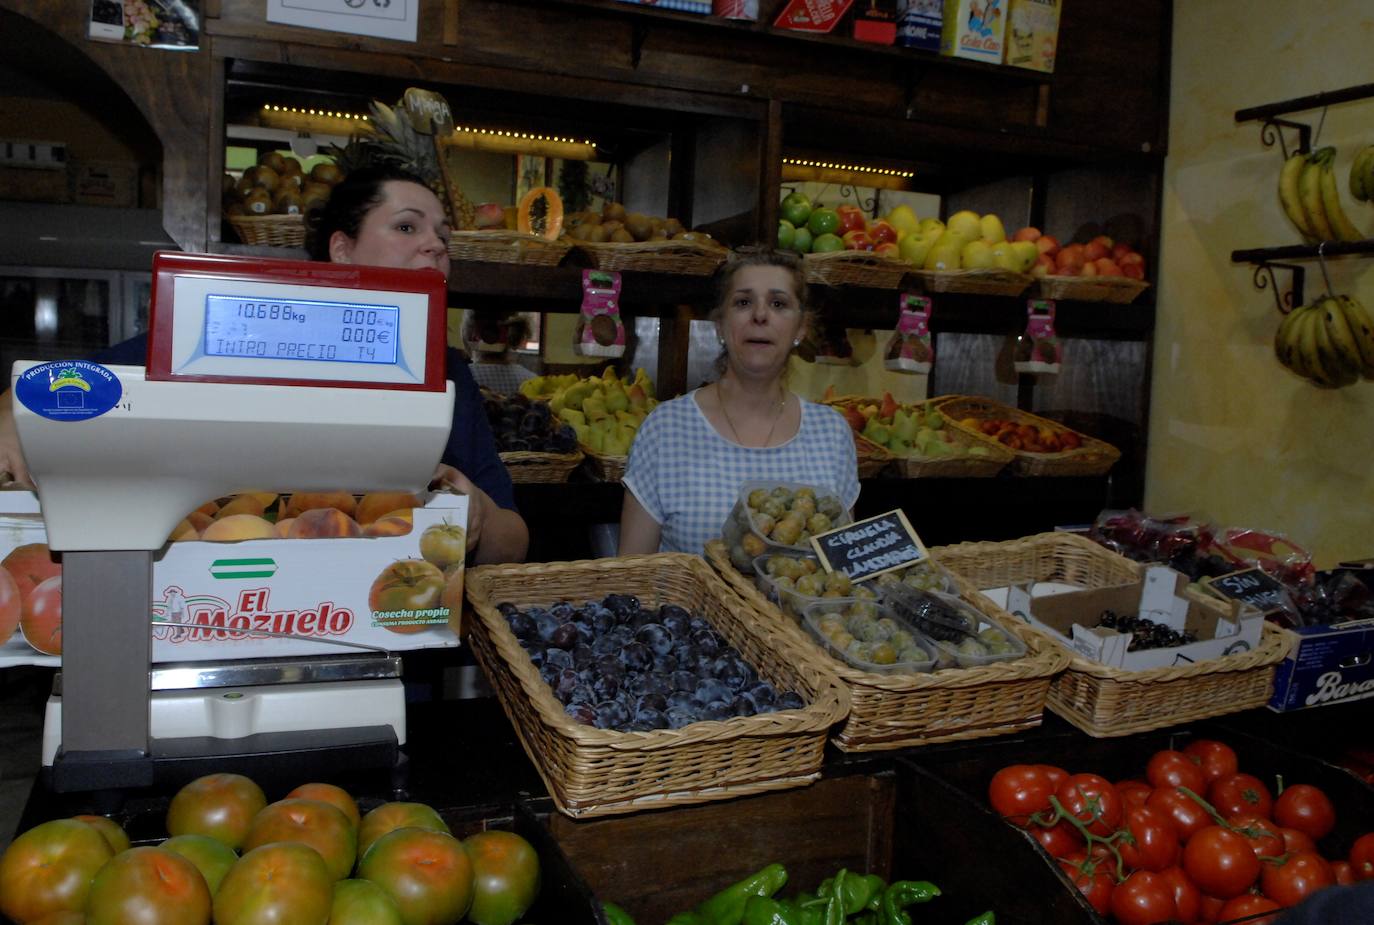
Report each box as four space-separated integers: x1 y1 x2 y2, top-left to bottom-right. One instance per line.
1268 618 1374 712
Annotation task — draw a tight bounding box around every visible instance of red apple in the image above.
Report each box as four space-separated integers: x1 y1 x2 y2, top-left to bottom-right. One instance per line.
1112 242 1135 262
1055 246 1085 274
835 205 867 234
1035 235 1060 256
841 229 875 251
1121 263 1146 280
873 241 900 258
866 219 899 245
1118 252 1146 269
1095 257 1123 277
1083 240 1109 262
1091 234 1115 251
1012 226 1042 242
1080 260 1100 277
1033 253 1056 278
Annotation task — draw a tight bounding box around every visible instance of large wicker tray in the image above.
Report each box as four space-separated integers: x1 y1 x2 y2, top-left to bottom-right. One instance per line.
931 531 1291 737
1034 274 1150 304
705 540 1069 751
500 450 584 483
576 239 729 275
911 268 1033 297
448 230 573 267
802 251 910 289
227 213 306 247
933 395 1121 477
464 553 850 817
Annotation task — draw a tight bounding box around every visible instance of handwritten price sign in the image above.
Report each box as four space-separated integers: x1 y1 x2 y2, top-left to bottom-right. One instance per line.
810 509 928 582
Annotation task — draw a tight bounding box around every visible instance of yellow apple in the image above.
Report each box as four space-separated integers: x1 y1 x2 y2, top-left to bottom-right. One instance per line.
885 204 920 236
898 232 934 267
990 242 1018 271
924 236 965 271
979 213 1007 245
961 240 995 269
918 217 946 236
1009 240 1040 272
946 210 982 241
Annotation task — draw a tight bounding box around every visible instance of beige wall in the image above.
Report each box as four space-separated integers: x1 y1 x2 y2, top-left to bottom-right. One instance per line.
1149 3 1374 567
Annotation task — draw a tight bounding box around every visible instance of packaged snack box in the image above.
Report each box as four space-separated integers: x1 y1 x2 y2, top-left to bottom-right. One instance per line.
1004 0 1059 72
939 0 1007 64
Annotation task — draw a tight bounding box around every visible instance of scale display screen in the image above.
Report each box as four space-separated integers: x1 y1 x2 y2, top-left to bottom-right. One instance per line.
203 295 400 365
146 252 448 391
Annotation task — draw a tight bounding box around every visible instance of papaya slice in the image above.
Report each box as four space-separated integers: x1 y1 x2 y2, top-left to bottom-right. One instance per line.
517 186 564 240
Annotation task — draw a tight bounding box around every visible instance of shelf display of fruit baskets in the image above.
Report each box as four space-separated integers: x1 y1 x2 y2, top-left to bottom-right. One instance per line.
463 553 850 818
448 230 574 267
825 394 1014 479
1033 274 1150 304
933 395 1121 477
931 531 1292 737
910 267 1034 297
800 251 910 288
705 540 1070 752
575 238 729 275
226 213 307 247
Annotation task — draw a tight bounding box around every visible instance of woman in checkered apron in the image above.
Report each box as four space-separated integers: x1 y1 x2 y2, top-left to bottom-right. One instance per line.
618 248 859 555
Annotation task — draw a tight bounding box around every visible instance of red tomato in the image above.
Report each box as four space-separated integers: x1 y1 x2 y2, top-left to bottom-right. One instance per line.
1332 860 1355 885
1058 856 1114 915
1110 870 1178 925
166 773 267 851
85 846 211 925
1260 851 1336 908
1278 827 1318 855
1037 764 1069 788
1197 893 1225 924
1272 784 1336 841
1118 805 1181 872
1117 780 1154 809
1027 820 1083 858
242 798 358 881
1182 826 1261 899
1227 813 1284 860
1350 832 1374 880
988 764 1057 824
1158 866 1202 924
462 830 541 925
0 819 114 922
1148 786 1213 842
1055 773 1123 837
357 828 474 925
214 842 334 925
1209 773 1274 820
1216 894 1281 923
1148 750 1207 794
1183 740 1239 785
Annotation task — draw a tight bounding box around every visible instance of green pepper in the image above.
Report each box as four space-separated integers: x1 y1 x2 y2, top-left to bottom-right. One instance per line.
963 913 995 925
880 881 940 925
666 914 705 925
796 893 824 925
742 895 804 925
602 901 637 925
696 863 789 925
818 869 886 916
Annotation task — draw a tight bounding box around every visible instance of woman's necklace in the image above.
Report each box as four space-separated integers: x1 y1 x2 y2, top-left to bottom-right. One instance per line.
717 381 787 448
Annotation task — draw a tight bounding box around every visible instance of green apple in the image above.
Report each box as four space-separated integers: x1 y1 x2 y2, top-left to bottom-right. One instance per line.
990 242 1018 271
777 219 796 250
807 207 841 237
886 204 920 237
898 232 934 267
947 210 982 241
811 232 845 253
979 213 1007 245
960 240 995 269
1008 240 1040 272
918 217 946 236
791 226 813 253
779 192 812 228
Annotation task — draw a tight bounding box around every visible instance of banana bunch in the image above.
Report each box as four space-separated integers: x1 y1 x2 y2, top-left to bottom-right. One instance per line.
1278 147 1365 243
1349 145 1374 202
1274 293 1374 388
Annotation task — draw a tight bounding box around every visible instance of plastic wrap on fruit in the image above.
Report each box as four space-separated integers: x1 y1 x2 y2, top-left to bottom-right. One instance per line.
1217 526 1315 585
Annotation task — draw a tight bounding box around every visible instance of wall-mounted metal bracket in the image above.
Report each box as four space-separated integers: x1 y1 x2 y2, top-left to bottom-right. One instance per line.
1252 262 1305 313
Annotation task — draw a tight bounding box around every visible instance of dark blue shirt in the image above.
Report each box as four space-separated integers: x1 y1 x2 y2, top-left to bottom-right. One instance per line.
91 335 516 512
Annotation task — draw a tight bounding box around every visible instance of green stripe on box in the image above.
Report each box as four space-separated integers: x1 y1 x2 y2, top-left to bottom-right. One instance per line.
209 558 278 579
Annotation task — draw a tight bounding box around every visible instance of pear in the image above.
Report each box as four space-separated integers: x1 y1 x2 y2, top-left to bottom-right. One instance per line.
946 210 982 241
979 213 1007 245
557 407 586 427
990 242 1019 271
605 385 629 414
924 236 965 271
960 240 995 270
886 204 920 236
918 217 946 236
1009 240 1040 273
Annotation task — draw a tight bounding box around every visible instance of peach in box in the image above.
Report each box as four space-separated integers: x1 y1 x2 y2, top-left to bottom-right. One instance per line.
283 491 357 519
356 491 422 525
287 507 362 539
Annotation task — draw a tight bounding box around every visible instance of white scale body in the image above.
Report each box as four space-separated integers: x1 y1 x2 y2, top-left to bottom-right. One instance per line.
12 252 456 788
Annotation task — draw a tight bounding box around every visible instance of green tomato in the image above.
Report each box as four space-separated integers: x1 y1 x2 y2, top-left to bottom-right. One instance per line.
777 219 796 250
779 192 812 227
790 226 813 253
811 232 845 253
807 207 841 237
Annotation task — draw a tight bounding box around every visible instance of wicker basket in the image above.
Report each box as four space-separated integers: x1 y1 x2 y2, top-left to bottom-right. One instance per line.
930 531 1292 737
911 268 1033 297
824 396 1013 479
933 395 1121 477
854 433 893 479
580 451 627 483
500 450 584 484
448 231 573 267
576 239 729 275
705 540 1069 751
227 214 306 247
1035 275 1150 305
464 554 850 817
801 251 910 289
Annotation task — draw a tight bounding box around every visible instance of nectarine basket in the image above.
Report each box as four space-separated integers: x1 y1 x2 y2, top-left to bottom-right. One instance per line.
1034 274 1150 304
932 395 1121 478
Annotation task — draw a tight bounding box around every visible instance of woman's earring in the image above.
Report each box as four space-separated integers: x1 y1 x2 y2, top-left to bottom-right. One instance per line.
793 338 801 347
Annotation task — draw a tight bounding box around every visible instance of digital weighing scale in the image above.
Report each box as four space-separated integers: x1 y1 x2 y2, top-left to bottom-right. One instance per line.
11 252 455 793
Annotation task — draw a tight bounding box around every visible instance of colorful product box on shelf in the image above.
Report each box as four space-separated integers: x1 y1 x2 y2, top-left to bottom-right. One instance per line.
773 0 855 32
712 0 759 17
1003 0 1058 72
614 0 713 13
895 0 942 50
939 0 1006 64
852 0 899 44
1002 565 1263 670
1268 620 1374 712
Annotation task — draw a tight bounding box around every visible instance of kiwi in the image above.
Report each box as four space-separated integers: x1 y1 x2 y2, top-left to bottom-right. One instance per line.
279 172 304 192
602 201 627 222
235 175 256 199
663 217 685 237
244 188 273 215
624 213 653 241
301 180 332 201
609 227 635 243
280 157 304 177
649 228 670 241
583 223 612 243
252 165 280 194
274 188 303 215
259 151 288 174
310 162 343 185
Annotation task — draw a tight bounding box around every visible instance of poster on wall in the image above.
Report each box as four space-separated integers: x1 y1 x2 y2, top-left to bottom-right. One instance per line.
266 0 419 43
89 0 201 50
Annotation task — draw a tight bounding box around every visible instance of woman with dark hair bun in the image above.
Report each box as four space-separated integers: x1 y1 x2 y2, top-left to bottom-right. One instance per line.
0 166 528 564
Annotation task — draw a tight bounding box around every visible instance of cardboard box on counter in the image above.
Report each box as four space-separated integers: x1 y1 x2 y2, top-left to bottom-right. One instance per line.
1269 619 1374 711
1003 565 1264 670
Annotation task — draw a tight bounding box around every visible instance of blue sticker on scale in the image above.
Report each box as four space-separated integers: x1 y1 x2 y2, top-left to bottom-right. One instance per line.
15 361 122 421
